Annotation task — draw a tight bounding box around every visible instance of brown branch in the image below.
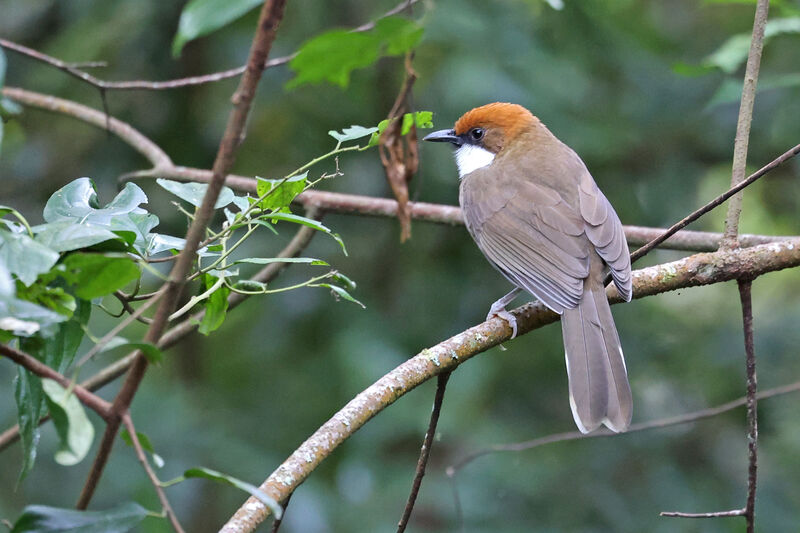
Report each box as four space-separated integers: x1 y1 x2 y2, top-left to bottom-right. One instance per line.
269 491 292 533
0 343 112 421
121 413 185 533
220 239 800 531
112 291 154 325
0 0 419 92
75 0 288 510
396 371 450 533
721 0 770 248
0 214 320 453
446 379 800 477
739 280 758 533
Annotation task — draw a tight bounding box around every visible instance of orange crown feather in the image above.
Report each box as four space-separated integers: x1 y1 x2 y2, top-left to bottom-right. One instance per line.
454 102 538 140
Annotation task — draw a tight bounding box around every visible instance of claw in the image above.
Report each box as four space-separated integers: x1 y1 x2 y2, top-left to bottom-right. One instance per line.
487 307 518 339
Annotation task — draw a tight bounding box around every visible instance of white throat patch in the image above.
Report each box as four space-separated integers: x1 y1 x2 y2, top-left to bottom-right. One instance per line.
454 144 495 178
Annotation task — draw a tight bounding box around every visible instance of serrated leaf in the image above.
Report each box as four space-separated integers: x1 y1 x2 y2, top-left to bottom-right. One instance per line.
184 467 282 519
10 502 148 533
156 178 234 209
287 30 380 89
33 222 122 253
328 125 379 143
0 229 60 285
318 283 365 308
61 253 140 299
172 0 263 57
198 273 229 335
41 379 94 466
264 213 347 255
256 172 307 210
373 16 424 56
43 179 147 226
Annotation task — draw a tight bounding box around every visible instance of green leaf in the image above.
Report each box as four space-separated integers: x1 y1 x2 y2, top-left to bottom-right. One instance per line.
121 429 164 468
373 16 424 56
255 172 308 210
287 30 380 89
99 337 164 364
0 46 6 88
232 279 267 292
110 212 160 255
0 229 60 286
61 253 140 300
41 379 94 466
14 367 45 485
33 222 122 253
264 213 347 255
10 502 148 533
184 467 282 519
706 72 800 108
172 0 263 57
147 233 186 255
43 300 90 373
15 285 76 318
327 125 379 143
198 273 230 335
367 111 434 147
701 17 800 74
233 257 329 266
156 178 235 209
0 264 68 338
43 179 147 226
318 283 365 308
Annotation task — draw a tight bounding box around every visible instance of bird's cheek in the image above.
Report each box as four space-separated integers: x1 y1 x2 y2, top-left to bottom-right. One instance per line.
454 145 495 178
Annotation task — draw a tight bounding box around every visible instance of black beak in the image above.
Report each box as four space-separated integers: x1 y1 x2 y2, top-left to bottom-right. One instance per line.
423 129 462 146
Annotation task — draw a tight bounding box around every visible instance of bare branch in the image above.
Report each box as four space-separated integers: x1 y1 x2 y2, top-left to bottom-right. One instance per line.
721 0 770 248
76 0 288 510
121 414 185 533
221 240 800 531
738 279 758 533
661 509 745 518
0 0 419 92
0 344 113 421
397 372 450 533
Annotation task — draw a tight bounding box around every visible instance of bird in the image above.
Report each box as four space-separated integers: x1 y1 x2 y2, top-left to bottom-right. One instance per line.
424 102 633 433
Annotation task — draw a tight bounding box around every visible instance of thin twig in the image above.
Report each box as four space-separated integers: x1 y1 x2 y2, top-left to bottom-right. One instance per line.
661 509 745 518
397 372 451 533
75 0 288 510
0 0 419 92
721 0 771 248
121 413 185 533
269 491 293 533
112 291 155 324
739 279 758 533
220 240 800 531
446 378 800 476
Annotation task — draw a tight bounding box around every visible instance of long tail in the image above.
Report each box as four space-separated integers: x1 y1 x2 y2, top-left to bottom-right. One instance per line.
561 276 632 433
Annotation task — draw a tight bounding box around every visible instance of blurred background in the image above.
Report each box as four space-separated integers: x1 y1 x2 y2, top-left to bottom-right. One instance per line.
2 0 800 531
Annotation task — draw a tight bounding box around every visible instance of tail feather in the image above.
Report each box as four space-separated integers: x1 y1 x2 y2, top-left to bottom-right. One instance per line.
561 278 632 433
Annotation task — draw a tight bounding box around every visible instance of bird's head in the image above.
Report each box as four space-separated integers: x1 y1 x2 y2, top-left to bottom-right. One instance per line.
423 102 538 177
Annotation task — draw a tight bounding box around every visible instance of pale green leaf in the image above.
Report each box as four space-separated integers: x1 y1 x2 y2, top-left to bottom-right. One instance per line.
41 379 94 466
184 467 282 519
172 0 263 57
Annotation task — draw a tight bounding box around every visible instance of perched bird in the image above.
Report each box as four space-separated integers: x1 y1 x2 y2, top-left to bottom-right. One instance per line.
424 103 633 433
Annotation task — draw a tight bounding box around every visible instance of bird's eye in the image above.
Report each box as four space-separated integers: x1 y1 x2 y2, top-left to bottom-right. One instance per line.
470 128 484 141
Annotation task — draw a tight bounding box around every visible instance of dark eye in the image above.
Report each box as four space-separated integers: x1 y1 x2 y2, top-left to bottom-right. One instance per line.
470 128 484 141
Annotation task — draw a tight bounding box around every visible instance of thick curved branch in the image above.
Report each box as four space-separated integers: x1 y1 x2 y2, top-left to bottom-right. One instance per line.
221 239 800 531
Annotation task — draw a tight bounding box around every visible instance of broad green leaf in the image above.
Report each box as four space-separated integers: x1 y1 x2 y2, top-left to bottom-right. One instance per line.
98 337 164 364
368 111 434 147
287 31 380 89
256 172 308 210
110 212 159 254
0 229 60 285
318 283 365 308
62 253 140 299
233 257 329 266
327 125 379 143
373 16 424 56
43 179 147 226
184 467 282 519
156 178 235 209
0 265 67 337
172 0 263 57
15 285 76 317
33 222 121 253
14 366 45 485
147 233 186 255
700 17 800 74
121 429 164 468
41 379 94 466
10 502 148 533
43 300 90 373
198 273 230 335
264 213 347 254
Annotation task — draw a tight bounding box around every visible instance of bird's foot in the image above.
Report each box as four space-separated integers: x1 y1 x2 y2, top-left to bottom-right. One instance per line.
487 303 518 339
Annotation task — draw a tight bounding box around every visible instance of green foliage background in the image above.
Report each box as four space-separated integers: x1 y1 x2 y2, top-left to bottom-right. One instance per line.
2 0 800 531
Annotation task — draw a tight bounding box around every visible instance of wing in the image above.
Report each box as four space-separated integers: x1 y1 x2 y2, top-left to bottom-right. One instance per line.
578 172 632 301
462 176 591 314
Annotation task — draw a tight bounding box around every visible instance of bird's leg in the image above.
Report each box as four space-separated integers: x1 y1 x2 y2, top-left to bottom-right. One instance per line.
487 287 522 339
